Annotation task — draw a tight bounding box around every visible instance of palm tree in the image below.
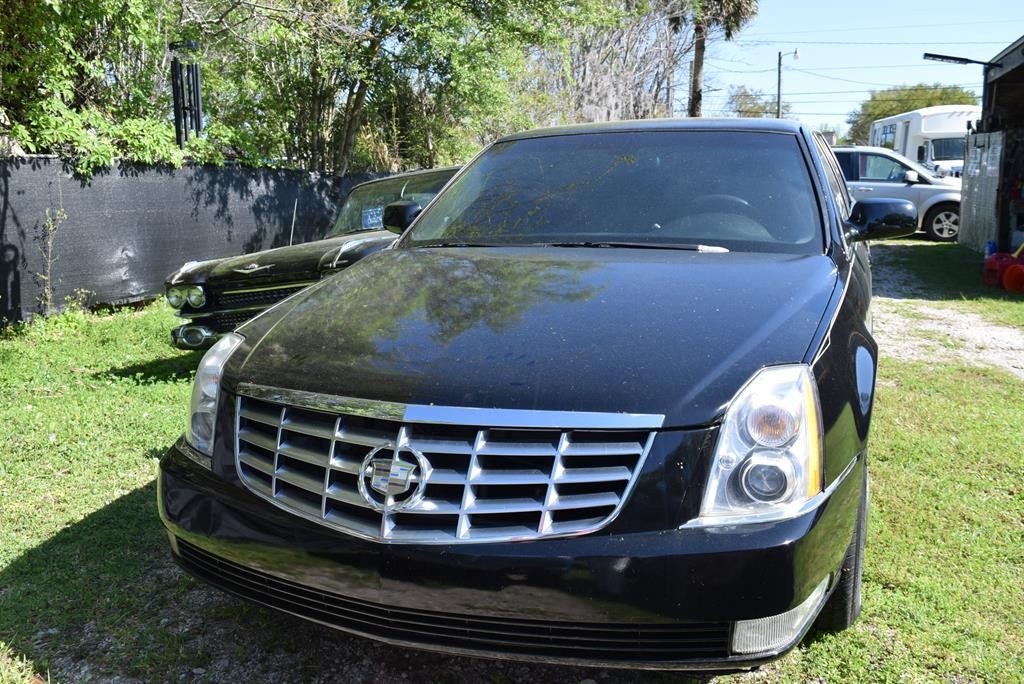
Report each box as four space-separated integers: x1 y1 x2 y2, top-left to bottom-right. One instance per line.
685 0 759 117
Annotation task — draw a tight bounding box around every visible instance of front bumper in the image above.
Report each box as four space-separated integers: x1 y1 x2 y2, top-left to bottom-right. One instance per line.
170 323 221 349
168 281 318 349
158 440 862 670
170 309 262 349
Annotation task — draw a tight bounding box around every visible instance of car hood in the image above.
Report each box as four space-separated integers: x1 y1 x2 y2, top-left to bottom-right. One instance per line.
166 230 393 287
234 247 839 428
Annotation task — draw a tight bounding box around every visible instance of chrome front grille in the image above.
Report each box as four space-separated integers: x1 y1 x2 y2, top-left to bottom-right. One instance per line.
215 283 314 309
233 387 661 544
204 309 260 330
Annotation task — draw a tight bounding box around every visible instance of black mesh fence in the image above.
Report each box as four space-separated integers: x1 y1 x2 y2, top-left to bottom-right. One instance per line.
0 157 373 323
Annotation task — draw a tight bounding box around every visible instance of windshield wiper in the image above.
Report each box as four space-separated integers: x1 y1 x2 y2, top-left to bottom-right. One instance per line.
417 241 506 248
540 241 729 253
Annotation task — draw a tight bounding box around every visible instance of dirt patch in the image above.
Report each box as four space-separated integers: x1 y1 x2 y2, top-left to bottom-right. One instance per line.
870 245 1024 379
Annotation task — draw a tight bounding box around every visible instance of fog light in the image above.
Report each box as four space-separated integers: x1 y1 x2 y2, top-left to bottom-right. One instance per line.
177 325 215 348
185 286 206 308
732 577 828 655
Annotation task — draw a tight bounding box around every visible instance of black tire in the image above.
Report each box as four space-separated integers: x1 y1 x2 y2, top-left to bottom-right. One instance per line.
923 203 960 242
814 466 867 632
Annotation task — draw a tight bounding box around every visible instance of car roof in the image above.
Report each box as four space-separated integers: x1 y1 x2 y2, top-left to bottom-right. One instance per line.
353 165 460 190
831 145 900 154
496 118 804 143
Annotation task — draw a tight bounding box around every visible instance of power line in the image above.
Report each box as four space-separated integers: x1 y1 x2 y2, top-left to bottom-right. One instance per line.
707 60 983 74
707 65 777 74
739 18 1024 37
736 39 1009 46
796 64 983 72
720 84 982 95
783 97 981 104
785 68 978 87
786 86 980 95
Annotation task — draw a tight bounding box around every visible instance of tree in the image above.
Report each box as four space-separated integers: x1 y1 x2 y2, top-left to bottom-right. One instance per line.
726 85 788 118
686 0 758 117
0 0 711 176
0 0 606 176
545 1 697 122
193 0 582 175
845 83 978 144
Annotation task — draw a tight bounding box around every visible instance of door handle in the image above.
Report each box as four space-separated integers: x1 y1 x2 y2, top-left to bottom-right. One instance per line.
859 187 874 192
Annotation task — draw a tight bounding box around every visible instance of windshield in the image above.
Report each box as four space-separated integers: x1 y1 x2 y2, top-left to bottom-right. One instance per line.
930 137 966 162
329 171 454 236
403 131 823 254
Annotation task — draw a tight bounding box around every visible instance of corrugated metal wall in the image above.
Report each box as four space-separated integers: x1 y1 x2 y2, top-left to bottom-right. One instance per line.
0 157 372 323
959 132 1003 252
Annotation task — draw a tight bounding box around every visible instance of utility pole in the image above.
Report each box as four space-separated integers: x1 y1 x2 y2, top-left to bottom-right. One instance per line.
776 49 799 118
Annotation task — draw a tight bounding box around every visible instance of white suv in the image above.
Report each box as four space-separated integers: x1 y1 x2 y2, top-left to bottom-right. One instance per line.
833 145 962 241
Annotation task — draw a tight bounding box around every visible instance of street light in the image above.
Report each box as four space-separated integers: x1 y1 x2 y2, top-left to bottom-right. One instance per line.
922 52 1000 68
922 52 1001 131
777 49 799 118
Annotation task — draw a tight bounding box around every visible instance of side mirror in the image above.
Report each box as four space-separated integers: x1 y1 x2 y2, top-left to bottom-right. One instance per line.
383 200 422 235
916 145 926 162
845 198 918 242
903 170 919 184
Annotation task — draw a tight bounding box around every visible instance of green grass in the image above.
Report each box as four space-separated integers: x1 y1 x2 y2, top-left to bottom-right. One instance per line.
0 643 38 684
0 304 1022 682
875 241 1024 329
0 304 200 682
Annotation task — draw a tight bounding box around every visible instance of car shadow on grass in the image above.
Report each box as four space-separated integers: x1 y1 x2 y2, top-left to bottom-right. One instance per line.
0 480 716 683
98 350 204 384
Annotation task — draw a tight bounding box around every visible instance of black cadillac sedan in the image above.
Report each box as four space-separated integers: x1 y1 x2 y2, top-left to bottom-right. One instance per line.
158 119 916 670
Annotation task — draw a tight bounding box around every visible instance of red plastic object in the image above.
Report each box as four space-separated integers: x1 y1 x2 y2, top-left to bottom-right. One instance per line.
984 253 1020 288
1003 264 1024 293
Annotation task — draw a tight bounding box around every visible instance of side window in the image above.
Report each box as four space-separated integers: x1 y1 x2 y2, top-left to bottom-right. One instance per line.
860 154 906 182
835 152 857 181
879 124 896 149
813 136 850 218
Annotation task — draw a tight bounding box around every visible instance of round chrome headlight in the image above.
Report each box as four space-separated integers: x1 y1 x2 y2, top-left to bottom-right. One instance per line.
185 286 206 308
166 286 186 309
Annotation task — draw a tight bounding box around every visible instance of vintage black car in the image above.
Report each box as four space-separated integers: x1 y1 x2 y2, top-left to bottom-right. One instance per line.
159 120 917 670
164 166 458 348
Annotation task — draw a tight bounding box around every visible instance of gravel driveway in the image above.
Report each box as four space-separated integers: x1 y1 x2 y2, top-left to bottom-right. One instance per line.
869 243 1024 379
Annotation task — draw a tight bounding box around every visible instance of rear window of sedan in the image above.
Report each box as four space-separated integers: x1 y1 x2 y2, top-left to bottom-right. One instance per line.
405 131 824 254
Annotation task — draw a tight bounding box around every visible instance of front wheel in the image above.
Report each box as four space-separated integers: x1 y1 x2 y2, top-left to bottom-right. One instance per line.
814 466 867 632
924 203 959 242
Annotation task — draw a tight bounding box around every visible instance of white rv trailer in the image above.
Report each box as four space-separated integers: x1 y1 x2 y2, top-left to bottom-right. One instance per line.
868 104 981 177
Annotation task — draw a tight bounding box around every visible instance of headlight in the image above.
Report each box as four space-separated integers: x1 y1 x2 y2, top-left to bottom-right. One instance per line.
166 286 186 309
699 365 822 522
185 333 243 456
185 285 206 308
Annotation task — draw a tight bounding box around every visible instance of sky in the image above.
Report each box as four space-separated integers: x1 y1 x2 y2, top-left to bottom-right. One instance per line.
691 0 1024 132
